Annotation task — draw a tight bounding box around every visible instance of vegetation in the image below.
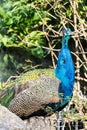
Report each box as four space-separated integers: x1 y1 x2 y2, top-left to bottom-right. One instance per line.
0 0 86 57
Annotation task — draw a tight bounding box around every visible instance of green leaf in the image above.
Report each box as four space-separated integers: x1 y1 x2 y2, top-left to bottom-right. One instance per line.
3 54 8 64
31 47 44 59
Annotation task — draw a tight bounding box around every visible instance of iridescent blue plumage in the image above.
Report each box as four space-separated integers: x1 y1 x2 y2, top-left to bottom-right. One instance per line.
55 28 75 109
0 29 75 118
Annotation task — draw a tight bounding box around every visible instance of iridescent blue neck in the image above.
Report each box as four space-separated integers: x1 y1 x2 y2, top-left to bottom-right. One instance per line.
62 35 70 48
55 34 74 109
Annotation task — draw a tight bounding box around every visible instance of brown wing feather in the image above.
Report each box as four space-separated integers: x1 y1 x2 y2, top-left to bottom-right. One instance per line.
8 76 60 117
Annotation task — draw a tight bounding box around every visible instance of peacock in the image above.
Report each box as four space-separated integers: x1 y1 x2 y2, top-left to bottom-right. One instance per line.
0 28 75 118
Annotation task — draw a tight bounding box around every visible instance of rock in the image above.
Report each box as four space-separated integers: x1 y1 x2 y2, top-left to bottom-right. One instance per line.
0 105 28 130
0 105 57 130
24 114 57 130
24 116 50 130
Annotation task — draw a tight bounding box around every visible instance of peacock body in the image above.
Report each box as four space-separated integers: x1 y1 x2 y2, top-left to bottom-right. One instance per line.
0 28 75 117
55 29 75 109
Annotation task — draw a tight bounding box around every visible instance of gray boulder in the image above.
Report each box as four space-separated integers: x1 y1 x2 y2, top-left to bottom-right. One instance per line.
0 105 57 130
0 105 28 130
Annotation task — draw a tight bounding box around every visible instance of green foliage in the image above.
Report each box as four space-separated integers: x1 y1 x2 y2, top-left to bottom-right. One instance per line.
0 0 49 58
0 51 24 82
0 0 86 59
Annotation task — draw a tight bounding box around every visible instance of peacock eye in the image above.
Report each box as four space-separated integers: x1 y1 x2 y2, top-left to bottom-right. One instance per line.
62 59 66 64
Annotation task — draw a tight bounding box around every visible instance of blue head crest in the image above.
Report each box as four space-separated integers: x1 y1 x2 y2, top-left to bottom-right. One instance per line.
61 28 72 48
62 28 72 36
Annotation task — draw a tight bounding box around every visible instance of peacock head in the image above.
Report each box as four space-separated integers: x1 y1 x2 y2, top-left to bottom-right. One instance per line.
62 28 72 41
63 28 72 35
